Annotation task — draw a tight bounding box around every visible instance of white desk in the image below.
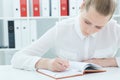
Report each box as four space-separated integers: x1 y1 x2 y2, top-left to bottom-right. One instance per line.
0 65 120 80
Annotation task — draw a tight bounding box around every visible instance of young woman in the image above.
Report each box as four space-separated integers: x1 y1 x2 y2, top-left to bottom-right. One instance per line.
11 0 120 72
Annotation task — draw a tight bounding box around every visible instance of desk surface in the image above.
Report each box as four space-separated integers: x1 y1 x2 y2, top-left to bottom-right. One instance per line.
0 65 120 80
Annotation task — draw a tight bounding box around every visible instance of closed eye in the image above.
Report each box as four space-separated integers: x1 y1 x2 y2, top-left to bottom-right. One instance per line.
95 26 103 29
84 20 91 25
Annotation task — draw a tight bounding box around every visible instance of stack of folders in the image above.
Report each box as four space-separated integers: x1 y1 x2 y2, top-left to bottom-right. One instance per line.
6 20 37 49
13 0 83 17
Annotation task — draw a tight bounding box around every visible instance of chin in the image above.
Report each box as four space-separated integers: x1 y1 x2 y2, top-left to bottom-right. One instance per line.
84 33 89 36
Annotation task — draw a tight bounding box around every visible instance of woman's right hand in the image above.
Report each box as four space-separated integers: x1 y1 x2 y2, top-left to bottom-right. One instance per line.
35 58 69 72
48 58 70 72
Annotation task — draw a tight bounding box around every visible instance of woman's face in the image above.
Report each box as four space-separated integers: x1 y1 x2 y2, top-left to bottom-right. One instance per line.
80 6 111 36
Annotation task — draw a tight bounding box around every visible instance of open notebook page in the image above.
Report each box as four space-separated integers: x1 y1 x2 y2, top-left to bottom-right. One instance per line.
38 68 83 78
69 61 103 72
37 61 103 79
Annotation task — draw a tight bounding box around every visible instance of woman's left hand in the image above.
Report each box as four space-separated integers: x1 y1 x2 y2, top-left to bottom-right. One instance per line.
82 58 118 67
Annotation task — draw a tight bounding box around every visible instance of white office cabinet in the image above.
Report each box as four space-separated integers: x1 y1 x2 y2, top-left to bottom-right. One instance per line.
21 20 31 47
40 0 50 17
14 20 22 49
51 0 60 17
13 0 21 17
29 20 37 43
0 0 3 18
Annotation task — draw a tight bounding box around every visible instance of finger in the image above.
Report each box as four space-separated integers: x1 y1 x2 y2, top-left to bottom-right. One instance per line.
51 59 67 72
54 62 67 72
58 60 69 70
64 59 70 67
57 58 70 68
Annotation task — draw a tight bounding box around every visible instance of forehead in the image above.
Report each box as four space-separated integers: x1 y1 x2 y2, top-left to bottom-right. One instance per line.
82 7 110 26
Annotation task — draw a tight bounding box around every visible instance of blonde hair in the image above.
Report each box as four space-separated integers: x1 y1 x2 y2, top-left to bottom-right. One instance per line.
84 0 116 16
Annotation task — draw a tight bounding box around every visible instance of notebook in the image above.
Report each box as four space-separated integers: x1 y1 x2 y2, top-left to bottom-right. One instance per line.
36 61 106 79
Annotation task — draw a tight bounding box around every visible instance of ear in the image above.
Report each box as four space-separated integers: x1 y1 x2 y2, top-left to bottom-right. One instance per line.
80 0 85 9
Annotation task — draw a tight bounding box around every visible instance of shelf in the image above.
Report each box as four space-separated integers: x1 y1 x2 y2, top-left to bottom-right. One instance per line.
0 14 119 20
0 17 29 20
0 17 4 20
0 16 74 20
29 16 60 19
0 48 19 52
0 15 119 20
26 16 72 19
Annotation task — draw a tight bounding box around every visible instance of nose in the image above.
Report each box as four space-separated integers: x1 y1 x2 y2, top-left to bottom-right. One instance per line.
87 25 94 34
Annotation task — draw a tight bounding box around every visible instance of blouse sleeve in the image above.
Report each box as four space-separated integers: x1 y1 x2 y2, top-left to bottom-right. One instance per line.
11 25 57 70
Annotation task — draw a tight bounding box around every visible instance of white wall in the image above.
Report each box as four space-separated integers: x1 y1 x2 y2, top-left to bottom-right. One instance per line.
0 52 5 65
0 0 3 17
3 0 13 17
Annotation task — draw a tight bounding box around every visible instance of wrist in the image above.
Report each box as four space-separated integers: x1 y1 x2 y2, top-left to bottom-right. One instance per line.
35 58 51 70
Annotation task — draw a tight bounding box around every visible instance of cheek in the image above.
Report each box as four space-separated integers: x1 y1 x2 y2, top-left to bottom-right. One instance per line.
80 21 88 31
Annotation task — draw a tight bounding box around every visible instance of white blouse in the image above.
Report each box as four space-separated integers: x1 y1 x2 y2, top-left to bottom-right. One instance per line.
11 16 120 70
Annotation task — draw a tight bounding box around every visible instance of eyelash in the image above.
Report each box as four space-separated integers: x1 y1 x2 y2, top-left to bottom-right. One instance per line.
95 26 102 29
85 21 91 25
84 21 102 29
